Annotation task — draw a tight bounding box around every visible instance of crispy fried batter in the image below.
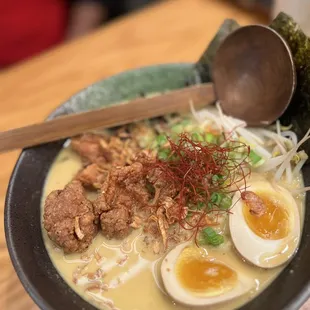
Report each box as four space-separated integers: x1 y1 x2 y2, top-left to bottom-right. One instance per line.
160 196 187 224
71 134 111 166
135 152 178 205
130 216 143 229
43 181 98 253
148 168 178 202
76 163 108 189
157 213 168 249
94 163 150 216
45 126 193 251
100 207 132 239
143 218 160 237
94 163 151 239
71 133 139 169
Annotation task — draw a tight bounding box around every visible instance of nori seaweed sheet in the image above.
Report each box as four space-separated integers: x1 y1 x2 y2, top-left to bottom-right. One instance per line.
270 13 310 158
193 12 310 159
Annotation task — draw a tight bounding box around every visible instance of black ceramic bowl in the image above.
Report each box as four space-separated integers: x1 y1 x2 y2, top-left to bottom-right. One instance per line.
5 64 310 310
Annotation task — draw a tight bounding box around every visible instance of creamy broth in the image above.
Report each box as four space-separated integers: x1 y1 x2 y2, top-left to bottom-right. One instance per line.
41 146 305 310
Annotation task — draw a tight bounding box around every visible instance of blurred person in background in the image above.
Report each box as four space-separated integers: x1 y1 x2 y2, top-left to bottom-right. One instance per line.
0 0 155 68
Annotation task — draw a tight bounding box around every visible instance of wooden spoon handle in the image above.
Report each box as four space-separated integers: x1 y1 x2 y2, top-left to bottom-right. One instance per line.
0 83 215 153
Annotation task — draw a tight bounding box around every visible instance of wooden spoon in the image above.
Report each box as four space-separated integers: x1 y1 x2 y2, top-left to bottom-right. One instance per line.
0 25 296 153
0 83 216 153
212 25 296 125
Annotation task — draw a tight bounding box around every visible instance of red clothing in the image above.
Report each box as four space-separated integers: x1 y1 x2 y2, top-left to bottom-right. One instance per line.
0 0 69 67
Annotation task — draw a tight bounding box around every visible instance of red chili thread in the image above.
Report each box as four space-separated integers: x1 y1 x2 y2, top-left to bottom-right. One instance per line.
144 133 251 241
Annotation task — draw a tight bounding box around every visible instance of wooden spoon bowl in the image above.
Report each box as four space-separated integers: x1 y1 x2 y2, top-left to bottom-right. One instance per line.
212 25 296 126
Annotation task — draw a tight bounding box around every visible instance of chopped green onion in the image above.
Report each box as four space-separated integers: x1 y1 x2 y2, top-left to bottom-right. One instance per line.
219 196 232 210
192 132 204 142
171 124 183 133
207 202 213 210
156 134 167 146
197 201 205 209
229 150 247 161
158 148 170 160
200 227 224 246
205 132 216 144
249 150 262 165
212 175 220 184
210 192 232 210
210 192 224 204
181 119 192 126
248 150 265 167
211 174 224 185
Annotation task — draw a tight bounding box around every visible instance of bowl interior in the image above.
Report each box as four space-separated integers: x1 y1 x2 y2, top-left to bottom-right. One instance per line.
5 63 310 310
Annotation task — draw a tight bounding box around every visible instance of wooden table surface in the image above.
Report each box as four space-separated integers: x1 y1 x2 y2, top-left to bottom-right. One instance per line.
0 0 308 309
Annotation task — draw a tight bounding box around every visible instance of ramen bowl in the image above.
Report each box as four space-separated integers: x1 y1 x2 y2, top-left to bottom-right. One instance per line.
4 63 310 310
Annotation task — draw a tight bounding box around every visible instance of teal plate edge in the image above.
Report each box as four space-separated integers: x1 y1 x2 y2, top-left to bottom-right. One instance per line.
49 63 199 119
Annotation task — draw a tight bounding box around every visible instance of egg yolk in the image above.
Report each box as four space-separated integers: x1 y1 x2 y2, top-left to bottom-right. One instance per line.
243 192 290 240
175 247 237 296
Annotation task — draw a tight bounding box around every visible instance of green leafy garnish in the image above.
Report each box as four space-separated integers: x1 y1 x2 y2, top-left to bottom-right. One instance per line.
205 132 217 144
211 174 224 185
197 201 205 209
248 150 264 167
156 134 167 146
180 118 192 127
249 150 262 164
192 132 204 142
171 124 183 134
210 192 232 209
219 195 232 210
200 227 224 246
158 148 170 160
210 192 223 204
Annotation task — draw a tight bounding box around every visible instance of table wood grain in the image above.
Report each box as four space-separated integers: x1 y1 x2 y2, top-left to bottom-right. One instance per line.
0 0 308 309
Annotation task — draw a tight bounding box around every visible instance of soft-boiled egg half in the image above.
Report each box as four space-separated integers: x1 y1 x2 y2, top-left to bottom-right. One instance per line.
161 242 254 307
229 180 301 268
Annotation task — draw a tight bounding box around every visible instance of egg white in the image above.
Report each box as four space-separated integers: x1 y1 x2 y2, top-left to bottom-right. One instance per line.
161 242 253 307
229 180 301 268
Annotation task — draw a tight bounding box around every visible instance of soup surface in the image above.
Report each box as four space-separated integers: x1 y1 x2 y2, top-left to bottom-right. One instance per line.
41 110 305 310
